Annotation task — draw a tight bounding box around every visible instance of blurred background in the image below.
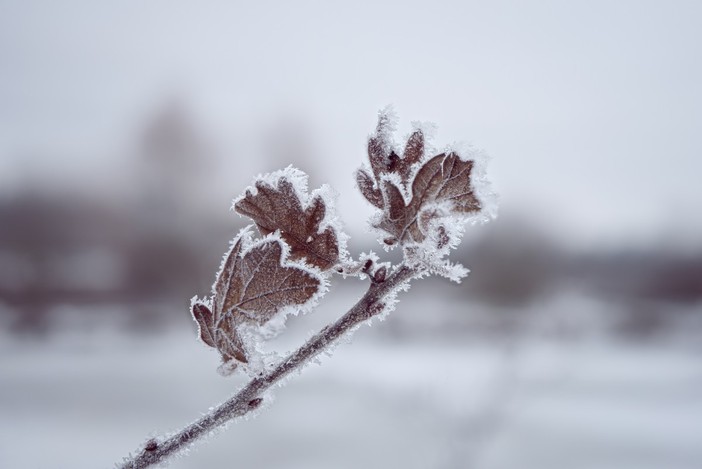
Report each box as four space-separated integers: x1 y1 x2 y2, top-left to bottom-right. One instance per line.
1 1 701 468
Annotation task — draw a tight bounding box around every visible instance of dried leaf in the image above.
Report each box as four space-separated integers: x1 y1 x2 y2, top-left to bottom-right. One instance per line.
193 235 321 366
403 130 424 163
213 234 245 318
193 299 248 363
368 134 388 180
191 302 216 348
376 152 482 244
222 239 320 325
412 153 480 215
213 314 249 364
366 124 425 188
235 177 339 270
356 168 384 208
398 129 424 182
367 112 393 178
382 179 407 226
381 130 425 188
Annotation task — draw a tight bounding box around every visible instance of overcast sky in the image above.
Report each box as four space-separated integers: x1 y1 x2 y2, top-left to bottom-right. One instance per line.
1 0 701 250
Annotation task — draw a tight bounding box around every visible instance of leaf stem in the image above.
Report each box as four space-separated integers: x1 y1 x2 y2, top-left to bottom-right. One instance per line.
117 264 416 469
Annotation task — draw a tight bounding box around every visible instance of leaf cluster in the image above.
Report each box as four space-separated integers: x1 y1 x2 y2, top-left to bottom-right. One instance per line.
191 110 491 374
357 113 482 249
192 171 342 370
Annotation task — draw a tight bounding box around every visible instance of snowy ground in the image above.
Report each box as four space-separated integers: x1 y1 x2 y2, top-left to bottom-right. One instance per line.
2 314 701 469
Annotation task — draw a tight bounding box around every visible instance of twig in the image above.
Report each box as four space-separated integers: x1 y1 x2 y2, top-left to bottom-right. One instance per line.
118 265 416 469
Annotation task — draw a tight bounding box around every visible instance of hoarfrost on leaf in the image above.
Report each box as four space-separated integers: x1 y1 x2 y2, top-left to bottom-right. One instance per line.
356 111 495 270
191 230 323 373
233 167 344 271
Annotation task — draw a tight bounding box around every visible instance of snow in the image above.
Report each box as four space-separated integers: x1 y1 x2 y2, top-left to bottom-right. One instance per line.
1 324 700 469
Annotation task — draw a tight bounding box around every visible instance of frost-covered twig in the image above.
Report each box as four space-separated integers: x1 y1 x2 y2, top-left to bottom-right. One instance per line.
118 265 416 469
116 108 496 468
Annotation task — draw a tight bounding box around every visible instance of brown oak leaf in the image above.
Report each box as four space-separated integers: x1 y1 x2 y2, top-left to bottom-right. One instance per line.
234 176 340 271
192 233 321 366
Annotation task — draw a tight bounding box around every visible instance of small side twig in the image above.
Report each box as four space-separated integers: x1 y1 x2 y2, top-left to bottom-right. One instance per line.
118 265 416 469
